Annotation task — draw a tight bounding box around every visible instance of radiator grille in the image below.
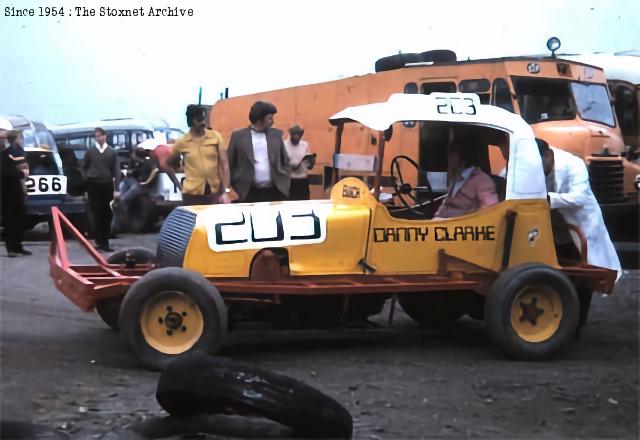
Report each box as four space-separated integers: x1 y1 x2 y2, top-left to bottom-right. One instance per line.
589 158 626 203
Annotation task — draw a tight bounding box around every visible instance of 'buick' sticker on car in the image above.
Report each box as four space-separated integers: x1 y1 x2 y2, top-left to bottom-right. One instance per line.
202 201 333 252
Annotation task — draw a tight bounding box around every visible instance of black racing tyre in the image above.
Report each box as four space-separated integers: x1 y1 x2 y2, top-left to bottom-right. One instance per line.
107 247 156 265
374 52 423 72
398 292 466 328
419 49 457 63
484 263 580 360
96 296 123 331
119 268 227 370
94 248 156 331
157 351 353 439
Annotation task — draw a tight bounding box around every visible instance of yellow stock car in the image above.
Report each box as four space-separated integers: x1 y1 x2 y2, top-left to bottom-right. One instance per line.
50 94 617 370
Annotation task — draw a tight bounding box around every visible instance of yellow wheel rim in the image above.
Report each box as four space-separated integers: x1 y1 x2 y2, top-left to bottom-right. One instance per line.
140 291 204 355
510 285 563 343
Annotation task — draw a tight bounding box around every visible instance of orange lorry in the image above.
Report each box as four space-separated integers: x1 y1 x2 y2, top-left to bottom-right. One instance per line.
211 47 639 243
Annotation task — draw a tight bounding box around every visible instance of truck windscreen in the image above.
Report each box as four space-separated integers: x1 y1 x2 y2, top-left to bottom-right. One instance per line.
512 77 576 124
570 82 616 127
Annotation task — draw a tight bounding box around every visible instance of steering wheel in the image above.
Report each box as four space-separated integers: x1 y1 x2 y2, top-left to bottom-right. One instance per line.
389 155 434 213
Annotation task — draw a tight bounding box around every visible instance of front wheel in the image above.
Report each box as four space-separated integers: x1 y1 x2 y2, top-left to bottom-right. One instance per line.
484 263 580 360
119 268 227 370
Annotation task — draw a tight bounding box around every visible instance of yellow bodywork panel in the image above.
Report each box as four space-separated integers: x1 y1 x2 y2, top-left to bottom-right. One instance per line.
366 198 558 275
180 178 557 277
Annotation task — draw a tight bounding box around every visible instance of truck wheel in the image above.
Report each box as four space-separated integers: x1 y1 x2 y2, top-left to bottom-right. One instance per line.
398 292 465 328
157 351 353 439
485 263 580 360
95 248 157 331
119 268 227 370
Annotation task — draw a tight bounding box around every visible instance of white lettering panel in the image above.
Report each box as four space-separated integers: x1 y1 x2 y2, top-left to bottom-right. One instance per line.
25 175 67 195
431 92 480 116
202 201 334 252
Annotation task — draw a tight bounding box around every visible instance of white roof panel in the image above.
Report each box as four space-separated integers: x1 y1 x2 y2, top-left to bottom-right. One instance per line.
329 93 546 201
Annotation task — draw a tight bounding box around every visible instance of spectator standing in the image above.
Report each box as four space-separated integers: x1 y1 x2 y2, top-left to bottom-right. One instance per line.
168 105 230 206
284 125 315 200
1 130 31 256
227 101 291 202
82 127 119 252
537 138 621 278
6 131 29 195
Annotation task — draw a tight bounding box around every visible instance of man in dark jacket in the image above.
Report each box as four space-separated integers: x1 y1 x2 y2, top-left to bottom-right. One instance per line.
227 101 291 202
1 129 30 256
82 127 120 252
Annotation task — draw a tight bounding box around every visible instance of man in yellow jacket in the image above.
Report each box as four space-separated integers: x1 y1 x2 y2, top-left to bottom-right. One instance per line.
169 105 231 205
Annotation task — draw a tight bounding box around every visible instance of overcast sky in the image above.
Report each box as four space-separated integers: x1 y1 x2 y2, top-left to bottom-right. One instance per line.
1 0 638 130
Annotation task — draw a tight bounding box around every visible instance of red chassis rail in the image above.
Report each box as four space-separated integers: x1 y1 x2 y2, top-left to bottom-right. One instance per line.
49 207 616 313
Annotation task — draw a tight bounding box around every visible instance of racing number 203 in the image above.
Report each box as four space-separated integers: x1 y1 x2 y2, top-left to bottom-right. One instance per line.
205 204 332 252
436 97 477 115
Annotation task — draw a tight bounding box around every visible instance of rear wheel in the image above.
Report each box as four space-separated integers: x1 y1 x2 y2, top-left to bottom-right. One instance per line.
484 263 580 360
398 292 467 328
119 268 227 370
95 247 156 331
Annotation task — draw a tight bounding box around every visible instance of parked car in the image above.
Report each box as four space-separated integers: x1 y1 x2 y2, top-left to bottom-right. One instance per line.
0 115 86 230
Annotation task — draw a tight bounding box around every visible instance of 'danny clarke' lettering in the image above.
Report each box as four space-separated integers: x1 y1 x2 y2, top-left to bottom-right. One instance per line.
374 225 495 243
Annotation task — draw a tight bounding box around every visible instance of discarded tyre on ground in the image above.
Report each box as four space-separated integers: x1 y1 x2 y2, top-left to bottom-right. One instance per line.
156 351 353 439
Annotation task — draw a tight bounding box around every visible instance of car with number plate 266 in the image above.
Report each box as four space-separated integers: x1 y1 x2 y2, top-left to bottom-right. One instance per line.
1 115 86 229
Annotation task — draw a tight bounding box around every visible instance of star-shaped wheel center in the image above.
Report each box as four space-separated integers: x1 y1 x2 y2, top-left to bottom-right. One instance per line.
519 296 545 326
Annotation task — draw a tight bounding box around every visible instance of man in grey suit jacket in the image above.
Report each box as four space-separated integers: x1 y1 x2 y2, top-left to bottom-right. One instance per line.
228 101 291 202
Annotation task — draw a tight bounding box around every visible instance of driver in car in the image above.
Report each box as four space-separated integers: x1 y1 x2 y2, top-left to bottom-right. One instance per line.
433 137 499 219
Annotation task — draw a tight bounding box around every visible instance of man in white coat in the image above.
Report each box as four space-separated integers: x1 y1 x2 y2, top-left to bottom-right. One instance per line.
537 138 622 280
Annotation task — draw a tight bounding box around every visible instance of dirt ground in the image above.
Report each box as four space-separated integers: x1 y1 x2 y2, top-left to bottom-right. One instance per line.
0 235 638 439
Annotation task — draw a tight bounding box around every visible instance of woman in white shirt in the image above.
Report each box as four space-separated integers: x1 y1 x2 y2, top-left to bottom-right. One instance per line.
284 125 315 200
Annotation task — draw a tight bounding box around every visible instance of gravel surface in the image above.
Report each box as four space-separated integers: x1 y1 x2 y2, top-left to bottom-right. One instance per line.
1 235 638 439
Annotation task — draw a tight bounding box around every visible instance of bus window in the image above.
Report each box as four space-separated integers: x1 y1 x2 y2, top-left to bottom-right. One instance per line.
492 78 515 113
404 82 418 94
512 77 576 124
459 79 490 104
132 131 150 147
422 82 456 94
109 132 129 150
571 82 616 127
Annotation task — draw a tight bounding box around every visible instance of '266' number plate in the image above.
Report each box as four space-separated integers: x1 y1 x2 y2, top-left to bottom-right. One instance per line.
25 175 67 195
